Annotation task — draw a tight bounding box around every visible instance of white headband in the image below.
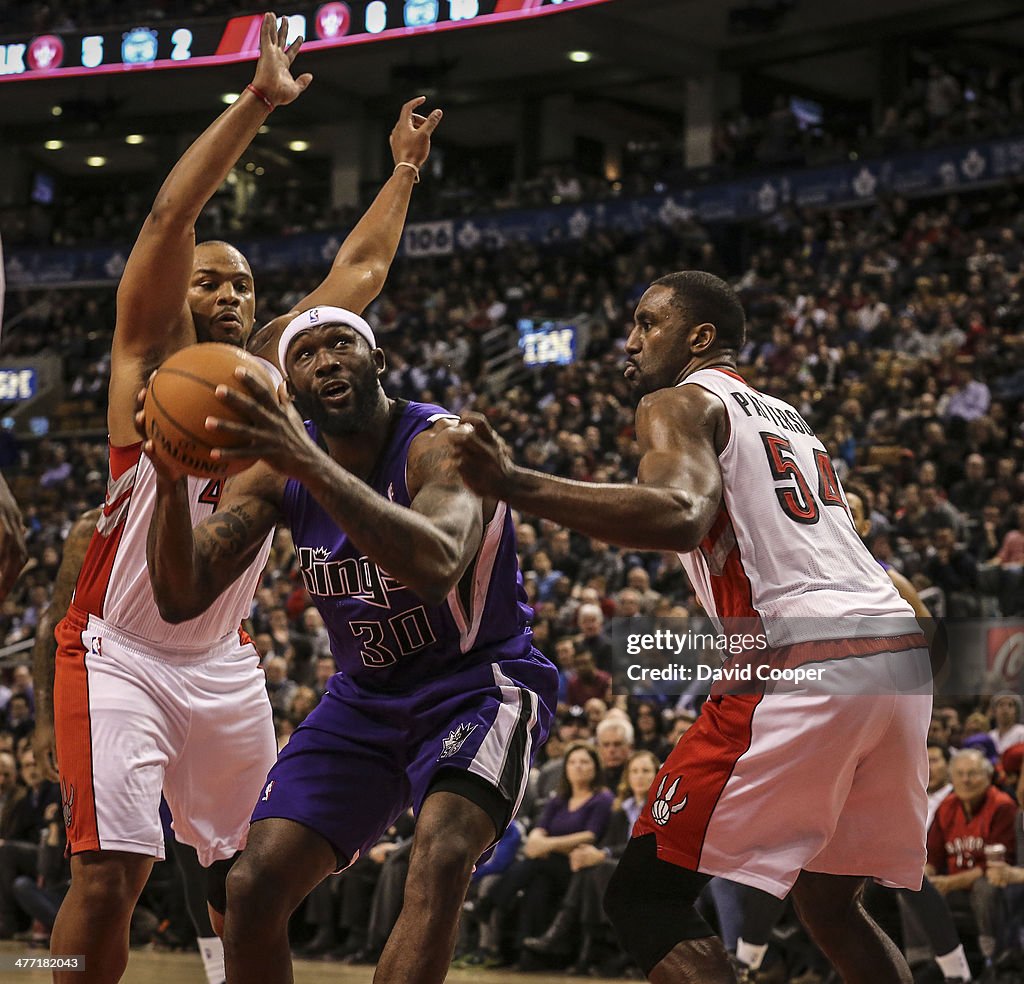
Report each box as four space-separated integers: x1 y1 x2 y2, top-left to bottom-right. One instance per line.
251 355 284 390
277 306 377 373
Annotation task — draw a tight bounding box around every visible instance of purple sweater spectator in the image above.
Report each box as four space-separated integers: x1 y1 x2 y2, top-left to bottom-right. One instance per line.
537 788 614 840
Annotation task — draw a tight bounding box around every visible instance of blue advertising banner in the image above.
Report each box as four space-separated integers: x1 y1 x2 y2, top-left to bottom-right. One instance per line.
7 134 1024 288
518 318 577 367
0 367 38 400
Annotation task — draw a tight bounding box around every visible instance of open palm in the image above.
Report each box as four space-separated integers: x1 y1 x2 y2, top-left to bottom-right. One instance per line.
251 12 313 108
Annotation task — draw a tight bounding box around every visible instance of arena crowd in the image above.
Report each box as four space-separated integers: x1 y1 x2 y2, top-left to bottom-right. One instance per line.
1 140 1023 980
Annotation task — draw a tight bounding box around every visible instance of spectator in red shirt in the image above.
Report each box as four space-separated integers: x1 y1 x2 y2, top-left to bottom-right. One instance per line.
926 748 1017 966
565 649 612 708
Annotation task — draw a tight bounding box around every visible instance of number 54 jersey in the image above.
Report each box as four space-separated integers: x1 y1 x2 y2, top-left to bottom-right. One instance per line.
677 368 915 646
283 401 540 693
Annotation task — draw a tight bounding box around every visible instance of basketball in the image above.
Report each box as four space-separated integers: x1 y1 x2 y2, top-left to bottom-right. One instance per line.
143 342 273 478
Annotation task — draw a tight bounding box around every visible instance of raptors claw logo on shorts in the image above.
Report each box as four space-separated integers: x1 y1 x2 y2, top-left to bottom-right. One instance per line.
650 774 688 826
61 778 75 828
439 722 478 760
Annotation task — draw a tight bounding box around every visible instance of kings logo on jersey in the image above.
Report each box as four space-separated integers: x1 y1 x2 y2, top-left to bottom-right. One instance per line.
297 546 403 608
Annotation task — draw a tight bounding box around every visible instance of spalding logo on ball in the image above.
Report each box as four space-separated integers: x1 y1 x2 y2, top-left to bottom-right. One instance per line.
143 342 274 478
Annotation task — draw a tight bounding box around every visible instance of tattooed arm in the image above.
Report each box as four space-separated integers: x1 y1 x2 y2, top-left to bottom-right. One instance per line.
191 364 485 606
286 420 486 606
146 463 285 623
32 506 101 781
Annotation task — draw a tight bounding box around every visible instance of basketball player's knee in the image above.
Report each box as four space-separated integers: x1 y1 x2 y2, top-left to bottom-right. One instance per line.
603 835 713 975
793 881 861 945
409 823 478 889
74 860 146 916
225 856 283 926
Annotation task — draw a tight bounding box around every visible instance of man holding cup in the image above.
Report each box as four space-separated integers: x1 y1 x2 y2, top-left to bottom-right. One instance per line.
926 748 1017 971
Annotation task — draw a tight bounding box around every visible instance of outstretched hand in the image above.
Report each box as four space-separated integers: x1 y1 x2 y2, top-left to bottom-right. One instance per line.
250 12 313 108
390 96 444 170
450 412 519 500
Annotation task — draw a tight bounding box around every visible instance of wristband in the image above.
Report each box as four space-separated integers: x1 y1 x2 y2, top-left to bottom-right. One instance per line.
246 83 274 112
394 161 421 183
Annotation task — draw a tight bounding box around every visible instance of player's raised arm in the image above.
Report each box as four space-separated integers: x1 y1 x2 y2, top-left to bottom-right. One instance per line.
0 474 27 601
109 13 312 445
31 506 101 781
248 96 443 359
451 386 725 553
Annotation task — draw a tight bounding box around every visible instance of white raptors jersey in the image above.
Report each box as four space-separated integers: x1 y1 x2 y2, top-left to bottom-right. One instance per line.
677 367 914 646
73 442 272 653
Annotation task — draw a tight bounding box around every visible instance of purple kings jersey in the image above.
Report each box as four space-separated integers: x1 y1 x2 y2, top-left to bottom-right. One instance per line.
283 401 538 693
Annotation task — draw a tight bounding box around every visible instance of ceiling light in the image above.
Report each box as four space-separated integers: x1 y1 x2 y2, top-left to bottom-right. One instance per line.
221 92 239 104
255 166 265 176
245 162 256 172
51 105 62 116
86 156 106 167
125 134 144 145
288 140 309 152
44 140 63 150
568 50 592 63
258 124 270 135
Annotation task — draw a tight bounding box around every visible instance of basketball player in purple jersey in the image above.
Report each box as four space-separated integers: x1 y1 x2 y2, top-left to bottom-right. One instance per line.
140 306 558 984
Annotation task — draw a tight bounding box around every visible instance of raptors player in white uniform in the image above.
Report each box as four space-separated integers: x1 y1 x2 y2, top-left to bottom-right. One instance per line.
453 270 930 984
45 16 442 983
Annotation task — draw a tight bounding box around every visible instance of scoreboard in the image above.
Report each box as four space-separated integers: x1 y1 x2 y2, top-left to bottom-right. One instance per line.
0 0 615 82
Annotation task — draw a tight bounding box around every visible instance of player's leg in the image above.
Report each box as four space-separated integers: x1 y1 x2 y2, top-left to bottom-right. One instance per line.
372 784 499 984
603 692 837 982
50 615 174 983
51 851 154 984
373 655 556 984
895 883 972 982
223 818 338 984
165 638 276 954
710 878 788 977
796 690 930 983
204 855 236 937
791 871 912 984
169 837 233 984
223 685 408 984
604 833 735 983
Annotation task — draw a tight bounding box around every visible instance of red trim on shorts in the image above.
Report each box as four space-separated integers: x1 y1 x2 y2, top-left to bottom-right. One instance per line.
239 626 254 648
74 442 142 617
768 632 928 669
53 609 100 854
634 694 763 870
